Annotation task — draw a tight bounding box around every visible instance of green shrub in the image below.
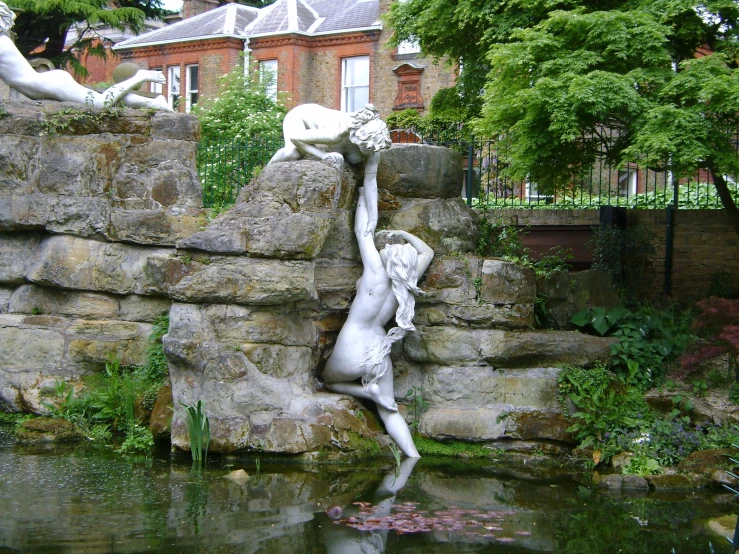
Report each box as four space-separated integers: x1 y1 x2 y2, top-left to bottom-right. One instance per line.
558 365 654 455
571 306 693 388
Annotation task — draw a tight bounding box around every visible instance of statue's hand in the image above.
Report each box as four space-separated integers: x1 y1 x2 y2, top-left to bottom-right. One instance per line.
321 152 344 171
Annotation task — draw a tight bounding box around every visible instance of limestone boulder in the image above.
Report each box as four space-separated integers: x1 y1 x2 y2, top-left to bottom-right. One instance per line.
109 209 206 246
415 256 534 329
26 235 171 295
8 285 119 319
179 161 355 258
0 135 39 194
382 197 478 255
142 254 317 305
112 140 201 210
538 270 619 329
0 313 153 411
0 194 110 237
118 295 170 323
405 327 615 367
66 319 153 369
377 144 464 199
0 286 11 312
0 233 41 284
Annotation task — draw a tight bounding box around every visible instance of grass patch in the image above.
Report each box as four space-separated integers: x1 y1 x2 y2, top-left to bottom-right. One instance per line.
346 430 382 458
413 436 494 458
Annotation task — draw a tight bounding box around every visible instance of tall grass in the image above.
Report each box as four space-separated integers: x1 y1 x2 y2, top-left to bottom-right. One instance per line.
183 400 210 468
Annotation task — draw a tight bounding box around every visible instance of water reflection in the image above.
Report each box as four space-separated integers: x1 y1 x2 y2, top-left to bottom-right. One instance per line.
321 457 418 553
0 427 735 553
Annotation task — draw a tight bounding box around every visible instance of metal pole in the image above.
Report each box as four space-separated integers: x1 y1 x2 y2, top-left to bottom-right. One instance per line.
664 169 678 295
466 135 474 206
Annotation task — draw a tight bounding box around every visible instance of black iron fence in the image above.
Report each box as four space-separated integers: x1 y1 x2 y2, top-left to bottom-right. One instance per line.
390 130 739 210
197 133 739 210
197 138 281 208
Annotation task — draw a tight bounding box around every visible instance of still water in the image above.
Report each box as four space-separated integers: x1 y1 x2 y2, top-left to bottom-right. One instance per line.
0 426 736 554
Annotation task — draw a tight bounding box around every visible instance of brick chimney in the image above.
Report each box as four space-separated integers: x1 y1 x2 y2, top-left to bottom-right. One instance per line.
182 0 222 19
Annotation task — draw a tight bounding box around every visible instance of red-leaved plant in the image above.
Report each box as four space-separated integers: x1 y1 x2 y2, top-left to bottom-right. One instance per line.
679 296 739 377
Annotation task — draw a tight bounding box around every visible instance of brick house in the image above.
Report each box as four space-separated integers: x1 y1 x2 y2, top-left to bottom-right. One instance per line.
112 0 456 115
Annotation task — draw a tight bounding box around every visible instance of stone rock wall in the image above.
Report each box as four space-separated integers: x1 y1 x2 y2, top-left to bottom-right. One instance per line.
0 102 615 457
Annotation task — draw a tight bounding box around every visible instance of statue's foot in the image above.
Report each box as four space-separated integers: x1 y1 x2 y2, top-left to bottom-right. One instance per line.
150 95 174 112
138 69 166 85
367 383 398 411
321 152 344 171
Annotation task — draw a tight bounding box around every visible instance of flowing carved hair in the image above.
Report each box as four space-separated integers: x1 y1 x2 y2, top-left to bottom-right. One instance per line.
348 104 392 153
0 2 15 34
360 243 424 386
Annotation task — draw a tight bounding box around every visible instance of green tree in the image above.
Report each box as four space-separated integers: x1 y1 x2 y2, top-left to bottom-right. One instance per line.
193 59 285 207
193 59 285 142
387 0 739 236
8 0 165 78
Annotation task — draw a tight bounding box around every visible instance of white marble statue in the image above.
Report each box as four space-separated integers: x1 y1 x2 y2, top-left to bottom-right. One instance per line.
0 2 172 112
268 103 392 235
324 188 433 458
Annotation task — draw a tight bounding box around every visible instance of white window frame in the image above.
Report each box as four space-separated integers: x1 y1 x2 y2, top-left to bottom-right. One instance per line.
618 167 638 197
167 65 181 111
525 179 553 202
259 59 278 101
185 64 198 112
341 56 370 113
397 39 421 55
150 67 163 95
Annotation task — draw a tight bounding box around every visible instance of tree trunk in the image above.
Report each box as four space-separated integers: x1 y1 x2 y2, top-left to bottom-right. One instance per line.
710 169 739 239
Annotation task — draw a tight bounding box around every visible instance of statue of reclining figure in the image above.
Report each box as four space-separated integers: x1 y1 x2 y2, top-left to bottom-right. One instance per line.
0 1 172 112
269 103 392 236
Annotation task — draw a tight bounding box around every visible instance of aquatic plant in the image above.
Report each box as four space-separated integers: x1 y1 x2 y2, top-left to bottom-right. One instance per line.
183 400 210 467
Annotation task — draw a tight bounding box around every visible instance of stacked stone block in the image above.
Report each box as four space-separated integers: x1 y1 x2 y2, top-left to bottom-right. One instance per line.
0 103 615 457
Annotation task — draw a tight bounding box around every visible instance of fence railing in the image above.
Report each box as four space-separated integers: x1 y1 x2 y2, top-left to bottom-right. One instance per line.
390 130 739 210
198 138 281 208
197 134 739 210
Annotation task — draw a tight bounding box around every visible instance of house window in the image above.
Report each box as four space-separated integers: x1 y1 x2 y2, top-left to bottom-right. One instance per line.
185 64 198 112
525 179 553 203
167 66 180 111
618 168 637 197
397 39 421 55
259 59 278 101
341 56 369 112
150 68 163 95
396 0 420 55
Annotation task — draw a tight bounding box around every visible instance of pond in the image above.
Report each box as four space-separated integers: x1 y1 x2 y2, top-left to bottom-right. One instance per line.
0 426 736 554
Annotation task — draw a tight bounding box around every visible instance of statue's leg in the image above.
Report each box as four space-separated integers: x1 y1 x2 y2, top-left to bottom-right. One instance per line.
375 368 420 458
119 93 173 112
96 70 166 109
269 145 301 164
326 381 397 412
291 138 332 161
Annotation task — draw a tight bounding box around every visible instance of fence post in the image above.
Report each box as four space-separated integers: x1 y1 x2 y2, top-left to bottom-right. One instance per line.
664 171 678 295
466 135 474 206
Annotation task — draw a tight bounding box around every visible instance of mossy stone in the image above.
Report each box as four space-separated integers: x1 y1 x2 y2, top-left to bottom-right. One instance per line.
16 417 84 443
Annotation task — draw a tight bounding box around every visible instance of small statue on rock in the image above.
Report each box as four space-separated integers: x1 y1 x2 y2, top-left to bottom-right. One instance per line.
268 103 391 235
0 2 172 112
323 187 433 458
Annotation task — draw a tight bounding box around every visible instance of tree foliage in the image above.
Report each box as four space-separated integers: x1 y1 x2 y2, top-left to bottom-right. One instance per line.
387 0 739 235
8 0 165 78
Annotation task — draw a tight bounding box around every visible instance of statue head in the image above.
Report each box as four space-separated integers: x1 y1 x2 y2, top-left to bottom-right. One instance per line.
348 104 392 154
380 243 423 330
0 2 15 34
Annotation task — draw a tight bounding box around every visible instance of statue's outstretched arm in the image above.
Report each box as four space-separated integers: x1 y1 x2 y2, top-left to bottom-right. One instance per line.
361 151 380 237
355 188 384 275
